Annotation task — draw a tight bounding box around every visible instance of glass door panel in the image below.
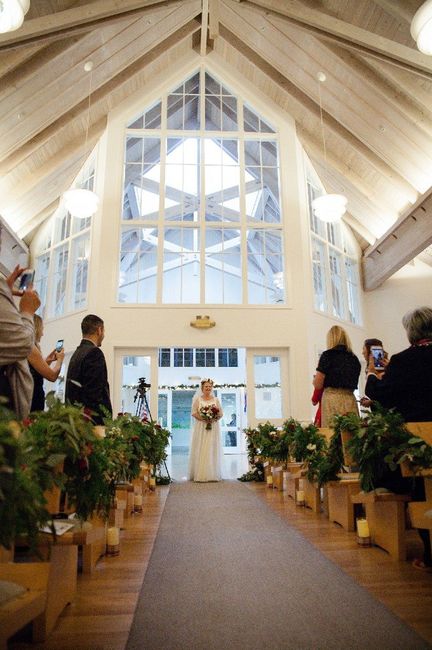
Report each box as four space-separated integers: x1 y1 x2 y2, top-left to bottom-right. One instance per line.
218 389 242 453
246 348 288 426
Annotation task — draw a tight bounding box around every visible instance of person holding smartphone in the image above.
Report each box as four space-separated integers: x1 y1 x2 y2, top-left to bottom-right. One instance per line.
28 315 65 411
360 338 388 409
365 306 432 571
0 264 40 417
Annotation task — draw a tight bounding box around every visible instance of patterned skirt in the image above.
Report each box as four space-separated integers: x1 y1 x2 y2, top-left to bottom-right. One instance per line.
321 387 358 427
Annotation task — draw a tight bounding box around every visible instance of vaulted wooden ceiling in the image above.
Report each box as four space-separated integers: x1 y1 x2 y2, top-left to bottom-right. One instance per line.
0 0 431 289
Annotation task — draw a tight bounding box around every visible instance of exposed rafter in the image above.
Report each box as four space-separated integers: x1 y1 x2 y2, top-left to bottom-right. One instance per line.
363 187 432 290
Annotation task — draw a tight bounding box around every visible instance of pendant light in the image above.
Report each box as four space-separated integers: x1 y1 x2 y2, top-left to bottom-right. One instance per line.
0 0 30 34
63 61 99 219
311 72 347 224
411 0 432 55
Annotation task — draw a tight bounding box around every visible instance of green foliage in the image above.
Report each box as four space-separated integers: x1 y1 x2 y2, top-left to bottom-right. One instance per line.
314 431 344 486
238 426 264 482
334 406 413 492
0 402 57 550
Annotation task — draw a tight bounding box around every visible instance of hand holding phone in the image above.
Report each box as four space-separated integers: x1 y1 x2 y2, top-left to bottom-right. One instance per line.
55 339 64 353
370 345 385 370
18 269 35 291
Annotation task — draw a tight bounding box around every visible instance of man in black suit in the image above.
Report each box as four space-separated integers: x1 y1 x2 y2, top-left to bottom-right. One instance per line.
65 314 112 424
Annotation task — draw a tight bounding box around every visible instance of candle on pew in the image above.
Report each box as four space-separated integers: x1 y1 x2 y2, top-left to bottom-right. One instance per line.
296 490 305 505
357 518 370 538
107 526 119 546
149 476 156 491
266 475 273 487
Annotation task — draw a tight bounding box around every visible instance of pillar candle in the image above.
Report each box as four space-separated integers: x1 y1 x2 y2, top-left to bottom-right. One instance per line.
357 518 370 537
107 526 119 546
296 490 305 502
134 494 143 506
266 475 273 486
149 476 156 490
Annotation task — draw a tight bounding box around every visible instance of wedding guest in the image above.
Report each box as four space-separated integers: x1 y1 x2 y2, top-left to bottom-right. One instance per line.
65 314 112 424
0 264 40 418
365 306 432 571
28 315 65 412
313 325 361 427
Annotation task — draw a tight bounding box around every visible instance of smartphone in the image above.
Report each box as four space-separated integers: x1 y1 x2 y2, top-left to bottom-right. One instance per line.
18 269 35 291
55 339 64 353
370 345 385 370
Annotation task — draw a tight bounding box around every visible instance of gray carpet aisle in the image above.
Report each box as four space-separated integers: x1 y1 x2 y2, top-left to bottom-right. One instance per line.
126 481 430 650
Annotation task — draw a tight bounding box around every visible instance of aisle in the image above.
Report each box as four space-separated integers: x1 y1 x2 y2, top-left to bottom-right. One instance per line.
126 481 429 650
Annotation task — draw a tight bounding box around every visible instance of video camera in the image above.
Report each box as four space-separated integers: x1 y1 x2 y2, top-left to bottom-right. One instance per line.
134 377 151 400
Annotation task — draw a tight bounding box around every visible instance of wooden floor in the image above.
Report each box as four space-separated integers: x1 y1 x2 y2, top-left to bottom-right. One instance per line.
9 481 432 649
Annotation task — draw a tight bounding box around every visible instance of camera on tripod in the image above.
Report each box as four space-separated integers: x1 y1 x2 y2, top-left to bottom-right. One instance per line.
134 377 151 401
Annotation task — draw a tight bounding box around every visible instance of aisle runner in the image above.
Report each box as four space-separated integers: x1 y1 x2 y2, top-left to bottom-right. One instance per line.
127 481 429 650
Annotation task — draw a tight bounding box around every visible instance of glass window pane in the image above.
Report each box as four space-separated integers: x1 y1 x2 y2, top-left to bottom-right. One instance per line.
254 355 282 419
50 244 68 317
159 348 171 367
329 249 343 318
120 356 151 417
34 252 50 317
345 258 360 324
118 228 158 303
312 237 327 312
70 234 89 311
247 230 284 304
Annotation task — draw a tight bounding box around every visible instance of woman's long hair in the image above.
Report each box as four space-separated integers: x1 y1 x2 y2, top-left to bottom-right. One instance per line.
33 314 43 347
326 325 353 352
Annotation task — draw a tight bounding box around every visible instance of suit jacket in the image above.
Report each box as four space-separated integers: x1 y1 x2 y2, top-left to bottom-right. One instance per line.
65 339 112 424
365 344 432 422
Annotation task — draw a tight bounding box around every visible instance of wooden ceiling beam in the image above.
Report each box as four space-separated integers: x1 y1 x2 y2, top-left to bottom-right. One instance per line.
372 0 415 24
18 200 60 242
363 186 432 290
0 4 201 162
227 0 432 79
217 22 416 201
0 0 192 50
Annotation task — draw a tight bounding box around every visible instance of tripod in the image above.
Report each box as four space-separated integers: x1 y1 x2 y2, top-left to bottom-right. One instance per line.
134 380 171 482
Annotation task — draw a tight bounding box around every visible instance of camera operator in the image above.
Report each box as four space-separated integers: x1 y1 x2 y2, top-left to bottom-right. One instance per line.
65 314 112 424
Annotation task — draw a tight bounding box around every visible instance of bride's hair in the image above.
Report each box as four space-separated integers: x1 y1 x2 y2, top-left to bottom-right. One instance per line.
201 378 214 388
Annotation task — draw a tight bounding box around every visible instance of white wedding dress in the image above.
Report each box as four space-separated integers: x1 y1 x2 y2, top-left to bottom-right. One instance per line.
188 396 223 482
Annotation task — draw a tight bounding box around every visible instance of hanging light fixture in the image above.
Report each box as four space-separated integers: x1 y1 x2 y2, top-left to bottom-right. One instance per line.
311 72 347 224
0 0 30 34
63 61 99 219
411 0 432 55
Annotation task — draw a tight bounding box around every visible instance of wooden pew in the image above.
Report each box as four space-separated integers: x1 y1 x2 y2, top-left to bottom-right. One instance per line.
327 474 361 531
404 423 432 561
0 562 48 649
351 491 411 561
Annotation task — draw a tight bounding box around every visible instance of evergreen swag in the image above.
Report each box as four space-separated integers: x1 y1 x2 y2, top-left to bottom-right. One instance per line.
333 405 432 493
0 395 171 550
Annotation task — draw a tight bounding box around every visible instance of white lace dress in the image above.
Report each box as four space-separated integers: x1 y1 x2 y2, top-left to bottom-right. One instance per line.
188 397 223 482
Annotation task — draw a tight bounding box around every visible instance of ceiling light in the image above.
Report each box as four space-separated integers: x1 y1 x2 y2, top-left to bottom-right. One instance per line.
411 0 432 55
312 193 347 223
62 61 99 219
0 0 30 33
313 71 347 224
63 189 99 219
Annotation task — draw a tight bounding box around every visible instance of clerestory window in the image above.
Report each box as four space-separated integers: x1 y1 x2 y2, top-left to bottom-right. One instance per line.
118 69 284 305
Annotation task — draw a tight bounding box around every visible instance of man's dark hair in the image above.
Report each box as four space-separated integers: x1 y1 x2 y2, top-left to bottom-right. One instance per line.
81 314 104 336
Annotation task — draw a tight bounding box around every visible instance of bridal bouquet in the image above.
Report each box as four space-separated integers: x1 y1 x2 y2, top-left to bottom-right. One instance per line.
199 404 220 430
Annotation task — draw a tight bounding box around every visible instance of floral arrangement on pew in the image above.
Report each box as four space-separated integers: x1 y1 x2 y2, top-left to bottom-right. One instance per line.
0 401 60 551
333 406 432 493
140 416 171 481
24 393 113 522
238 426 265 482
311 430 344 487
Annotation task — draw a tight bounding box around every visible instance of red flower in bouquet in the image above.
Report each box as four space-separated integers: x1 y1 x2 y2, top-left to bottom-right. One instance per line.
199 404 220 430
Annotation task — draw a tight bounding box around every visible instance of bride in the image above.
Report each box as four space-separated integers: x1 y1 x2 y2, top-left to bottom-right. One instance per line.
188 378 223 482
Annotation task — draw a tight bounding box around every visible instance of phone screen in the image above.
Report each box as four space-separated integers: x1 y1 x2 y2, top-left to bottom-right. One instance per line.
18 270 35 291
371 346 384 369
55 339 64 353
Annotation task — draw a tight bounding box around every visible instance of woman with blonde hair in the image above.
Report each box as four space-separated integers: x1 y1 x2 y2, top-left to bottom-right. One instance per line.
313 325 361 426
28 314 64 412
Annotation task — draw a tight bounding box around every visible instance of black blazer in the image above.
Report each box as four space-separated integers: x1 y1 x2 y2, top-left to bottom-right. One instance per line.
65 339 112 424
365 344 432 422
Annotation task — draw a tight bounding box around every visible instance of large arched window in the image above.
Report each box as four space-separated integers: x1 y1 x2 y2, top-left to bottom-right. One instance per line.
118 69 284 305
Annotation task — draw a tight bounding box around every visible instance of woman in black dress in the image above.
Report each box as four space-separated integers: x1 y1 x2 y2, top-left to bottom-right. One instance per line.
313 325 361 427
28 315 64 411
